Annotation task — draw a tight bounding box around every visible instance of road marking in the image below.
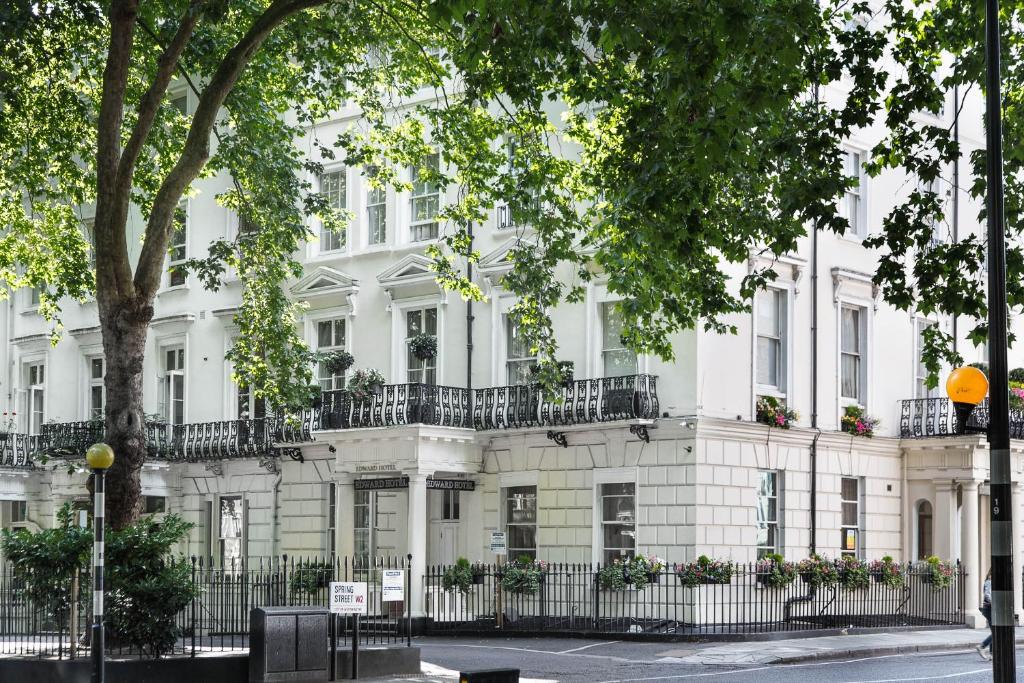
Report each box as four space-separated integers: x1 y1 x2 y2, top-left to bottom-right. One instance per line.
842 664 1024 683
560 641 620 654
420 642 641 663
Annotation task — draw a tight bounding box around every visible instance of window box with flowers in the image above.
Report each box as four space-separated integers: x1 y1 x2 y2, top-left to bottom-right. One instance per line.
797 554 839 587
499 556 548 595
841 405 878 437
756 396 797 429
919 556 954 589
869 556 904 589
347 368 385 401
676 556 734 587
755 553 797 588
627 555 665 586
442 558 479 594
836 555 870 590
1010 382 1024 411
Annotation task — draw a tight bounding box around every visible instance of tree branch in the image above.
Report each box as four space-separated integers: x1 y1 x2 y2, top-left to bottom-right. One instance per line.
134 0 328 299
115 1 205 199
95 0 140 302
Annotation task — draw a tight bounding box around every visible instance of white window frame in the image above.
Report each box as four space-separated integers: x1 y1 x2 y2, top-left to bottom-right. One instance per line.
599 301 638 378
591 467 638 564
365 166 387 247
840 476 865 559
304 306 353 393
754 286 791 398
499 471 539 560
404 305 438 385
583 284 650 379
164 200 188 290
24 360 46 434
318 167 348 255
327 483 338 557
216 494 246 568
914 318 939 399
87 356 105 421
389 296 444 385
314 317 348 391
159 344 186 425
755 469 783 559
504 314 536 386
408 152 441 243
839 302 870 408
354 488 375 559
840 147 867 239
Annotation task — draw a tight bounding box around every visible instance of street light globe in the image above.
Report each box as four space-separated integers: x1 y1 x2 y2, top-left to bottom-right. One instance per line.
946 366 989 406
85 443 115 470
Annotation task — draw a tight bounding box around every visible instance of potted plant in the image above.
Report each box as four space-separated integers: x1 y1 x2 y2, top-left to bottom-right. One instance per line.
289 560 333 597
557 361 575 386
836 555 870 590
841 405 878 437
676 555 734 587
627 554 665 586
756 553 797 588
408 334 437 362
471 563 487 585
797 554 839 587
322 350 355 376
442 558 475 594
869 556 904 589
920 556 954 589
348 368 386 401
598 560 627 591
500 557 547 595
756 396 797 429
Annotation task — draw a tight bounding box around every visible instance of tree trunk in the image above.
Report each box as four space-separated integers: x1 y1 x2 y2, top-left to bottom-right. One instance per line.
99 296 153 530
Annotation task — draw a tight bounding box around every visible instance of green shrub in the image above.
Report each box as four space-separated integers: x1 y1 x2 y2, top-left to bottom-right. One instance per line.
443 558 474 593
290 560 334 597
597 561 627 591
500 558 546 595
836 556 870 590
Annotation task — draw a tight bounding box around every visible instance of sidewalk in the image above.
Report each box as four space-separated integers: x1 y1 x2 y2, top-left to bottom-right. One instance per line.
663 627 1024 665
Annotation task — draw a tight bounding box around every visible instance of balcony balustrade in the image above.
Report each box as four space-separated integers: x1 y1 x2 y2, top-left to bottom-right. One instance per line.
0 374 660 468
898 397 1024 438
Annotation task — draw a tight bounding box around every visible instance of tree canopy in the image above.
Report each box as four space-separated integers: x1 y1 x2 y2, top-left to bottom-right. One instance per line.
0 0 982 523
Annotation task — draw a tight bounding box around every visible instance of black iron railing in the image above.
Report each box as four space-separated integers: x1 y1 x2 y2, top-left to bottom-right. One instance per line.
318 383 473 430
899 397 1024 438
38 421 104 457
473 374 659 430
0 433 38 468
0 554 412 659
425 559 965 638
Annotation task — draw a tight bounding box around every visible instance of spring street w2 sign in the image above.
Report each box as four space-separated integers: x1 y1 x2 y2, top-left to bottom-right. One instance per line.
329 582 368 614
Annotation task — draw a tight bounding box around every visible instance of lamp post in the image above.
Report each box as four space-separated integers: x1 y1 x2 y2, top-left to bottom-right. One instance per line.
948 361 1014 679
86 443 114 683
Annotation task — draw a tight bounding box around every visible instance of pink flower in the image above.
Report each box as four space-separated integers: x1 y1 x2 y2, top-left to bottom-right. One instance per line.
776 414 785 425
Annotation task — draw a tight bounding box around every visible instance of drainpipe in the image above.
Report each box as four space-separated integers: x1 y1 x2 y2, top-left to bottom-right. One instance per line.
270 468 282 559
466 220 474 395
809 81 821 556
952 83 960 355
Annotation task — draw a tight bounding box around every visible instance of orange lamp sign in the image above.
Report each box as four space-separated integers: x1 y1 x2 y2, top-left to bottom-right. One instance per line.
946 367 989 405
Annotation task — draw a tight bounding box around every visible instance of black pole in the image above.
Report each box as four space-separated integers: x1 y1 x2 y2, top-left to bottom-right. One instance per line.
91 469 105 683
983 0 1015 677
809 80 820 556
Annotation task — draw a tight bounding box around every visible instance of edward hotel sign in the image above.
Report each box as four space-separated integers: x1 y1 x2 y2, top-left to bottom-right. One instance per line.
353 476 476 491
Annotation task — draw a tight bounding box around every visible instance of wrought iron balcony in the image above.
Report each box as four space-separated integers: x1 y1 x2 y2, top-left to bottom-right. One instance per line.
0 433 39 468
473 374 659 430
317 383 473 430
898 397 1024 438
39 421 104 457
147 419 277 462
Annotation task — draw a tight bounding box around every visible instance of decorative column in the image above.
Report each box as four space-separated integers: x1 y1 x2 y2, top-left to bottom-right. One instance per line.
406 473 428 618
933 480 958 560
962 480 982 627
1013 480 1024 625
335 473 354 560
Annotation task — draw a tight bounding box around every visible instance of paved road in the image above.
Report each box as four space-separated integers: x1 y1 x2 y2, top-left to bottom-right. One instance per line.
415 635 1021 682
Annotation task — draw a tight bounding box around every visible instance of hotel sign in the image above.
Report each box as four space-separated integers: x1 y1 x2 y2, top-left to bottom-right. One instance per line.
426 478 476 491
354 476 409 491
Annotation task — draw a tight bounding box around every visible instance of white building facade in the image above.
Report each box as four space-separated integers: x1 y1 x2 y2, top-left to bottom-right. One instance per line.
0 69 1020 628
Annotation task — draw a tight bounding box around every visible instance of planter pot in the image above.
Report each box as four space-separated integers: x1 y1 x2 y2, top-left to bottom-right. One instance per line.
647 572 661 585
472 574 485 585
800 573 813 584
920 573 935 584
369 382 384 395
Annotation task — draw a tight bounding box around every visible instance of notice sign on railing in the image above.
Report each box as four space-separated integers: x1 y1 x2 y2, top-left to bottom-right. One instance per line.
382 569 405 602
329 582 368 614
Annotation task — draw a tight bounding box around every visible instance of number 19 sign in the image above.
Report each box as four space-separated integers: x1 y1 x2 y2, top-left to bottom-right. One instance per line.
329 582 368 615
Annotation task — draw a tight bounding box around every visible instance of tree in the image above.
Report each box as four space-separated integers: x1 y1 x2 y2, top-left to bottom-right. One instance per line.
0 0 881 527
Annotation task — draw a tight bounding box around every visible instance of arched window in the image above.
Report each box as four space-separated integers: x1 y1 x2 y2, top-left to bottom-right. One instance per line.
917 500 934 560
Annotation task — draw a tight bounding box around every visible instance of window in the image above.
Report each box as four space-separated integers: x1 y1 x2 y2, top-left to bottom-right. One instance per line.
161 347 185 425
26 363 44 433
237 382 266 420
920 178 942 237
354 489 373 559
840 305 867 403
168 203 187 287
218 496 244 568
840 477 863 558
88 357 104 420
316 318 347 391
409 153 440 241
504 486 537 559
83 218 96 268
406 307 437 385
756 288 787 392
320 170 346 252
238 214 259 240
505 317 536 385
601 303 637 377
915 321 937 399
916 500 933 560
2 500 27 530
366 168 387 245
170 92 188 115
327 484 337 556
442 489 460 521
755 470 781 559
840 150 864 237
28 287 40 307
144 496 167 514
500 137 542 229
599 482 636 565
